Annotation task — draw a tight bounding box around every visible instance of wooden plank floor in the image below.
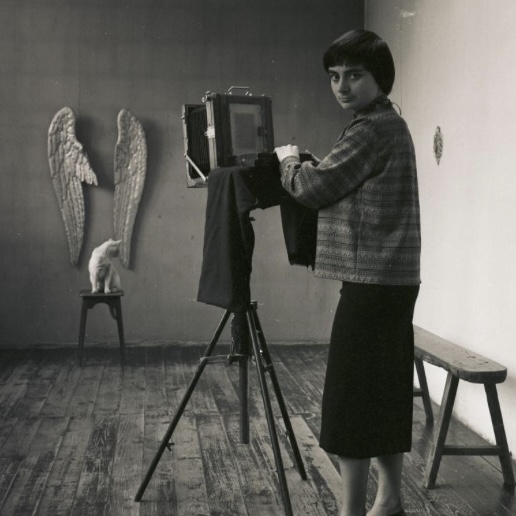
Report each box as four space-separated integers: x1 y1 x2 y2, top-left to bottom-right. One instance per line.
0 343 514 515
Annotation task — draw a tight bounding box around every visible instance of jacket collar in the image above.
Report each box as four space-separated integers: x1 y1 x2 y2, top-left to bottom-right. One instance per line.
353 94 392 118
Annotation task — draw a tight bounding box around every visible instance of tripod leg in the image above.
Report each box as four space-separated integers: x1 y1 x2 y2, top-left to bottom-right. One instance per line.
232 312 250 444
246 309 294 516
135 309 231 502
239 355 250 444
250 306 307 481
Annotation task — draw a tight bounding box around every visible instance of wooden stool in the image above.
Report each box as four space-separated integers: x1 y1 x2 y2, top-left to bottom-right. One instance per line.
78 290 126 366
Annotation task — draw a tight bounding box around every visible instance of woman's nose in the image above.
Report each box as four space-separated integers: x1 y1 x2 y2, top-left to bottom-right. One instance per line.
337 78 350 92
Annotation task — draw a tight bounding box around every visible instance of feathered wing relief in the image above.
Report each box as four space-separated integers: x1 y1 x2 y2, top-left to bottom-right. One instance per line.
48 107 98 265
113 109 147 268
48 107 146 268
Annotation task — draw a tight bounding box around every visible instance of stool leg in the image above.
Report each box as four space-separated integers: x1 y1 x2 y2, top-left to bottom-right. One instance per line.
484 382 515 487
78 300 88 366
424 372 458 488
114 298 126 365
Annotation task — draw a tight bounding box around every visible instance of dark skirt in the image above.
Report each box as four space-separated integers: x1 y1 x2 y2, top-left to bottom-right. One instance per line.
319 281 420 458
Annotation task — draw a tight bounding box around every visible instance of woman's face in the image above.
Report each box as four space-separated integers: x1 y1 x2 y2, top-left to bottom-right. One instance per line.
328 63 381 113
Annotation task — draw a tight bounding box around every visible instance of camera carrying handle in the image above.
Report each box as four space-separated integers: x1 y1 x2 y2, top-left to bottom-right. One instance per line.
227 85 252 96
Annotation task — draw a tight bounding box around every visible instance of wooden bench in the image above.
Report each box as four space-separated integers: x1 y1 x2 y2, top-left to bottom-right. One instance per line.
413 325 515 489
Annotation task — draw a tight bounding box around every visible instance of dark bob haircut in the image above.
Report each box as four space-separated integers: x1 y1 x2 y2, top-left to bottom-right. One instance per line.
323 29 395 95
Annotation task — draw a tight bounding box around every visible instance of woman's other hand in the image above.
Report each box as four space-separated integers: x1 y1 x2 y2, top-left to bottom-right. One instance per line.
274 144 300 162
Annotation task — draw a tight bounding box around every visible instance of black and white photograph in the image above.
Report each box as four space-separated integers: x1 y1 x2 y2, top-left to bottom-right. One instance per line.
0 1 515 515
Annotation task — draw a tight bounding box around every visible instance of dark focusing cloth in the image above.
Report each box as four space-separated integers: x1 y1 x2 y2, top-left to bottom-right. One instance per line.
197 166 316 313
319 281 419 458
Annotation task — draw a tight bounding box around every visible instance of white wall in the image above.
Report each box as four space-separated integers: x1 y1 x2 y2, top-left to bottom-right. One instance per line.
366 0 516 454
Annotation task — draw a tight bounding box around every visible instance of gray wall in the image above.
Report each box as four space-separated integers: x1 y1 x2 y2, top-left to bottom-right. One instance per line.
0 0 364 346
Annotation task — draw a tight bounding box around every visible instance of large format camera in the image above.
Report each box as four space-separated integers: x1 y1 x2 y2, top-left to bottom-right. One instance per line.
182 86 276 187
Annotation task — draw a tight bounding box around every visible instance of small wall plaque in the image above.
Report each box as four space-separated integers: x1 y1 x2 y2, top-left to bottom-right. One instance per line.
433 126 443 165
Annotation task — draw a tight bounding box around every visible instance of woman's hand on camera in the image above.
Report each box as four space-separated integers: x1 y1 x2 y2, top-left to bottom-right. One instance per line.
274 144 300 162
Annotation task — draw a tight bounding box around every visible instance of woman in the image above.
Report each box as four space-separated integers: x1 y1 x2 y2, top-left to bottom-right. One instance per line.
275 30 421 516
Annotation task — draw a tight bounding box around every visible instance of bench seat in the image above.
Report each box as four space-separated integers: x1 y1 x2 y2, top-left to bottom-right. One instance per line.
415 326 507 383
412 325 515 489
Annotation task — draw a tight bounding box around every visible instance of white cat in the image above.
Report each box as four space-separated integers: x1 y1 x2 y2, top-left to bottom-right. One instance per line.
88 239 122 293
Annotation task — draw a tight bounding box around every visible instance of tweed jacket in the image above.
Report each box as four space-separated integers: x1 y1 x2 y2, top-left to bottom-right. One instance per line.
280 96 421 286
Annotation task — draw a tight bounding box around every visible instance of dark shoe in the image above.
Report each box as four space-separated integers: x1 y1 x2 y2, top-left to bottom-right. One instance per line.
388 510 406 516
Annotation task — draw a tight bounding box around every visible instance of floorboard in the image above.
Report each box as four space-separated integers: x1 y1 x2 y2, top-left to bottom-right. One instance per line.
0 343 514 515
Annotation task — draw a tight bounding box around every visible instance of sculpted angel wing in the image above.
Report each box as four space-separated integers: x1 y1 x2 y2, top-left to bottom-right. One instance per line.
113 109 147 268
48 107 98 265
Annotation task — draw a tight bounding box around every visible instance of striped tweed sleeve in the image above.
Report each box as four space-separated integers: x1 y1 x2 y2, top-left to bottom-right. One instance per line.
280 117 379 210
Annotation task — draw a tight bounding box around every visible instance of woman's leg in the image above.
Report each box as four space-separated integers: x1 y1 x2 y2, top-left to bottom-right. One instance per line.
367 453 404 516
338 456 370 516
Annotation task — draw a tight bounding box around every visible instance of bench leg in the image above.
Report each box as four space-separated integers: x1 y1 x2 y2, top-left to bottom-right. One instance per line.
424 372 458 489
78 301 88 366
484 383 515 487
414 357 434 422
